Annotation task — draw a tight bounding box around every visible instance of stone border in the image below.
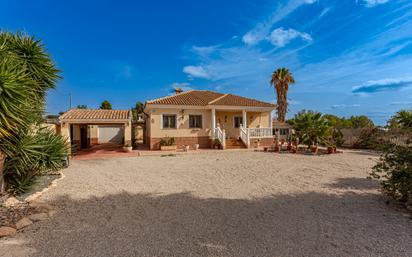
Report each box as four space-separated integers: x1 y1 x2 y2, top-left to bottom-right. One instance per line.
0 170 66 238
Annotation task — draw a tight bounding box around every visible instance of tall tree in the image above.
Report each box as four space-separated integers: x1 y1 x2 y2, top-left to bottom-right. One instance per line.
270 68 295 122
135 101 144 114
99 100 112 110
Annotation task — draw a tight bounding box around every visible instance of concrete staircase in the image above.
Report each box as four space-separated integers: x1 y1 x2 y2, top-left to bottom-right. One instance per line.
225 138 247 149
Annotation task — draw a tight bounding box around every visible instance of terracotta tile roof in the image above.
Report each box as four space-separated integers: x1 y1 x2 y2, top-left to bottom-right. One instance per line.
59 109 130 121
146 90 275 108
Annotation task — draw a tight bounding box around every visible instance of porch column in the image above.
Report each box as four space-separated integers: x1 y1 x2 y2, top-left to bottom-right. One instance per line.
242 110 247 128
269 111 273 129
211 108 216 139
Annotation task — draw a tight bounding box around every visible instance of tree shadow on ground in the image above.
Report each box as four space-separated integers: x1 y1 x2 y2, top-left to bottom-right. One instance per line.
4 191 412 257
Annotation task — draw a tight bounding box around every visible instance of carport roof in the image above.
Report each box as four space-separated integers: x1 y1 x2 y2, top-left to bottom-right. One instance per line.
59 109 131 121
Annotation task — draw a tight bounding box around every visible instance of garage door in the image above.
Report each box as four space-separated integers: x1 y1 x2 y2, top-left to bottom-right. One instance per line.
98 126 124 144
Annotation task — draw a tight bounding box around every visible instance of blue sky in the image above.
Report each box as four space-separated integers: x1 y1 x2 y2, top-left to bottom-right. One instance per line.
2 0 412 124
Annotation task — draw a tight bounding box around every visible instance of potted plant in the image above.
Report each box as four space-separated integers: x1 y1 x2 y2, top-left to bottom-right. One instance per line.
327 145 334 154
310 142 318 154
160 137 177 151
213 139 221 149
123 143 133 152
287 141 292 150
291 146 297 154
332 145 337 153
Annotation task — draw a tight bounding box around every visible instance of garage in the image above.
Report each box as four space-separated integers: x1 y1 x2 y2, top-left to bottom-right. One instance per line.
98 125 124 144
59 109 132 153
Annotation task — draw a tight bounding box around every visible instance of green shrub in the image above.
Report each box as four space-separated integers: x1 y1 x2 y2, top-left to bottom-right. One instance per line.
370 137 412 205
288 110 331 147
3 128 68 194
159 137 175 146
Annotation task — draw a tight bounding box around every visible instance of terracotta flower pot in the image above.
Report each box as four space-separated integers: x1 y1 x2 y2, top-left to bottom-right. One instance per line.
327 146 334 154
310 145 318 154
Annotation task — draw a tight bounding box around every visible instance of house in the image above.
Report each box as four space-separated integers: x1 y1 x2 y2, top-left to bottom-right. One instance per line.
59 109 132 150
144 90 277 150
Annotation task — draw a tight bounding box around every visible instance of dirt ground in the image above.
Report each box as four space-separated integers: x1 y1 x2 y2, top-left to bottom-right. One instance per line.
1 150 411 257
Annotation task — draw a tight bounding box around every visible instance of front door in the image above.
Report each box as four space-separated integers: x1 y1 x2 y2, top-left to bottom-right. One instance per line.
80 126 88 149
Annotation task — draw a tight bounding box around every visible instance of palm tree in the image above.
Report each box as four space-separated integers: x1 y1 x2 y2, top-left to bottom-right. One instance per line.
270 68 295 122
389 109 412 129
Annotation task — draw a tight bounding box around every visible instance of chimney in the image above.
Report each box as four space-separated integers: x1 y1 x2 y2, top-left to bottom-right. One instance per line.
174 88 183 94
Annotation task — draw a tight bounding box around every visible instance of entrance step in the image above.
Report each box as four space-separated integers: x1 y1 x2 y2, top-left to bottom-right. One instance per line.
225 138 246 149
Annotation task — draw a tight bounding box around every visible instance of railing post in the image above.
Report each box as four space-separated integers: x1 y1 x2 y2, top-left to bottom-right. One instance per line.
246 128 250 148
222 129 226 149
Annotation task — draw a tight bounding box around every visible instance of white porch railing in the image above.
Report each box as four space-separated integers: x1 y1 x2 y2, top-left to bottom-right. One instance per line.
214 126 226 149
249 128 274 138
239 124 250 147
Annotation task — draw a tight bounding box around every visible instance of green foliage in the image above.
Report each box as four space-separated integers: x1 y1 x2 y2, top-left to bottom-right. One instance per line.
3 128 68 194
388 109 412 129
0 31 66 194
370 138 412 204
288 110 331 147
323 114 374 129
132 101 145 121
0 59 33 137
329 128 344 147
99 100 112 110
159 137 176 146
270 68 295 122
76 104 87 109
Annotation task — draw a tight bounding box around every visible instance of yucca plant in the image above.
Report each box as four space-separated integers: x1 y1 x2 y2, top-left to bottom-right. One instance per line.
0 31 64 194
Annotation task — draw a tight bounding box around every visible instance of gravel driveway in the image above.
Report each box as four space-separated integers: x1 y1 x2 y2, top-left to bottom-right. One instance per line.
1 150 411 257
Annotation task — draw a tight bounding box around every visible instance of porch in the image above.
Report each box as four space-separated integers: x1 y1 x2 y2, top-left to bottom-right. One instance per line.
211 109 292 149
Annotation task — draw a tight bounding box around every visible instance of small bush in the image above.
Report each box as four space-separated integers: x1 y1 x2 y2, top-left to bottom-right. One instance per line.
370 137 412 205
3 128 68 194
159 137 175 146
353 127 385 150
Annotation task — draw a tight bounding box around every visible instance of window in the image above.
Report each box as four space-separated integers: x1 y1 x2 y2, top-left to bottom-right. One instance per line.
189 115 202 128
234 116 243 128
162 115 176 129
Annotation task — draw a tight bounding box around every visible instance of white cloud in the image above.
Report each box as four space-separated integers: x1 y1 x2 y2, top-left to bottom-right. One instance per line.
183 65 211 79
268 28 312 47
363 0 389 7
331 104 361 109
241 0 316 46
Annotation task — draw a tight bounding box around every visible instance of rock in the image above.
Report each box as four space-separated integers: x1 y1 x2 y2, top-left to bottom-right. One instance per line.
15 217 33 230
28 200 53 212
3 197 21 208
406 205 412 211
0 226 17 237
28 213 48 222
